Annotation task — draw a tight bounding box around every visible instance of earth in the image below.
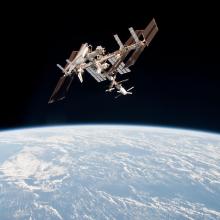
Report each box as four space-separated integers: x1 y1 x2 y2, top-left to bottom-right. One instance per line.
0 125 220 220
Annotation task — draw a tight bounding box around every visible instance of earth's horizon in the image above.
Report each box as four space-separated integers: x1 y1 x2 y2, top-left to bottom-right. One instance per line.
1 124 220 135
0 125 220 219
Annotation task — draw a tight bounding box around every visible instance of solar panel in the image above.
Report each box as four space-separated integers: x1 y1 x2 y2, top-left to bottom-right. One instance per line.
124 67 131 72
48 75 74 103
98 73 106 81
120 62 125 67
118 63 130 74
64 51 78 68
125 30 143 46
86 67 101 82
125 46 145 68
114 34 124 48
108 57 115 65
117 69 124 75
86 67 106 82
92 72 102 82
129 27 139 43
121 68 128 74
91 67 106 81
145 26 158 46
69 51 78 62
143 18 158 46
117 62 127 74
108 56 131 74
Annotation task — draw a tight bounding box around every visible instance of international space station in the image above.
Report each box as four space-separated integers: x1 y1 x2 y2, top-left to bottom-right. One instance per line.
48 18 158 103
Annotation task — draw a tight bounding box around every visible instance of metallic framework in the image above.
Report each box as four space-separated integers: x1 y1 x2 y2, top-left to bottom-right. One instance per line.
48 18 158 103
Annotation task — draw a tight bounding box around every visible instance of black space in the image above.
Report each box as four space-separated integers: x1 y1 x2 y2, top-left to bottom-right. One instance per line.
1 2 220 132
